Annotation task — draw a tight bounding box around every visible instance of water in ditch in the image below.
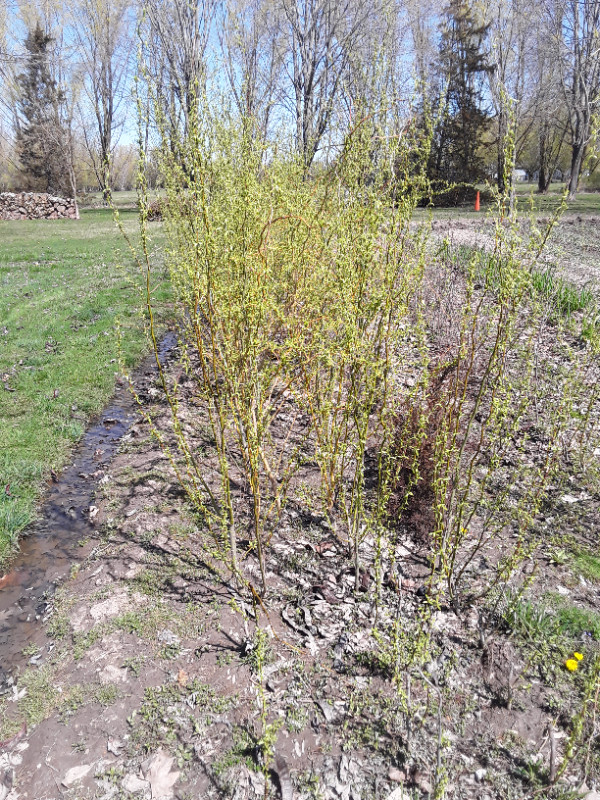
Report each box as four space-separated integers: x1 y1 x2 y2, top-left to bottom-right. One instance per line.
0 333 176 677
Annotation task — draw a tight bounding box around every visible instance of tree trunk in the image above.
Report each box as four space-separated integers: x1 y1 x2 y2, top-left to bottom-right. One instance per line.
538 165 548 193
497 108 506 194
538 124 549 193
568 141 584 199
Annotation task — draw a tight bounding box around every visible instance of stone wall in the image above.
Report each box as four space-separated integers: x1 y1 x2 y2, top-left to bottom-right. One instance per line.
0 192 79 220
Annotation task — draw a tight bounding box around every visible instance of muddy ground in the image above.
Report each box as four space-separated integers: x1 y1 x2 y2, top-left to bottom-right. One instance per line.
1 218 600 800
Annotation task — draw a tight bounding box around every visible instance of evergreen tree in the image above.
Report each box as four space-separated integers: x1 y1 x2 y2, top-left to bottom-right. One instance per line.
429 0 493 186
15 24 72 195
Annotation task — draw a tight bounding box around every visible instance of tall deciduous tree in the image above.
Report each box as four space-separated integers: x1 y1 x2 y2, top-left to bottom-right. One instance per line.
405 0 439 94
547 0 600 198
15 23 73 195
142 0 216 152
532 25 567 193
280 0 370 169
488 0 534 192
72 0 133 201
219 0 283 144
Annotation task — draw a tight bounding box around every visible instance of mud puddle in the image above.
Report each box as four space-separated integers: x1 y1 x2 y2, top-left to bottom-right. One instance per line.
0 333 176 677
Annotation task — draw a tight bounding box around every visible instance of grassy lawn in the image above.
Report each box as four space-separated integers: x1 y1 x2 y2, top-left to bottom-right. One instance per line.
0 200 168 565
513 182 600 215
413 183 600 219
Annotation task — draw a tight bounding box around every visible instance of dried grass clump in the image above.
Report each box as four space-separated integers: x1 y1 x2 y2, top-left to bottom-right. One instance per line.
387 358 458 541
146 198 164 221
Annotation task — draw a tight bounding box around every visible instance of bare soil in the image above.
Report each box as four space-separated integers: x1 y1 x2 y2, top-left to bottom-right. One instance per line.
430 215 600 291
1 221 600 800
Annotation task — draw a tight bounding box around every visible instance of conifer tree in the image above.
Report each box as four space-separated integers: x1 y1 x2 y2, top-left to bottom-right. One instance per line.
429 0 493 186
15 24 72 195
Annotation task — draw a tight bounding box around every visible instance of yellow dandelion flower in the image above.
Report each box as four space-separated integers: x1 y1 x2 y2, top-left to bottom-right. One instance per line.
565 659 579 672
574 652 584 661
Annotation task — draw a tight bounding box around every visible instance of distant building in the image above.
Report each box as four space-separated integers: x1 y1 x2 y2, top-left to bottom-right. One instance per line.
488 167 530 182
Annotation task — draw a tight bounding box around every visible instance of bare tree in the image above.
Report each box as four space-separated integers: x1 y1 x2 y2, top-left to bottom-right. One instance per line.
342 0 406 110
0 5 16 190
0 2 10 142
533 25 568 192
490 1 568 193
547 0 600 198
280 0 371 168
219 0 283 144
142 0 216 148
16 0 63 32
488 0 533 191
71 0 134 201
404 0 439 90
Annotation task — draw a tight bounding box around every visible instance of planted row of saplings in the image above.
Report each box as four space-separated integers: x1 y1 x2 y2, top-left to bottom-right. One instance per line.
126 120 600 620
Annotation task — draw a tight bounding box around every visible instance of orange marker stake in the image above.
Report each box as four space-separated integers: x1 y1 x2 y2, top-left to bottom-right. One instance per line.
475 190 480 212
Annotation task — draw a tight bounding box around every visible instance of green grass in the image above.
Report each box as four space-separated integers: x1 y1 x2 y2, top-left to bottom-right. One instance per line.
81 190 139 209
0 199 169 564
502 591 600 646
550 596 600 641
514 183 600 216
531 269 596 317
573 549 600 582
413 183 600 219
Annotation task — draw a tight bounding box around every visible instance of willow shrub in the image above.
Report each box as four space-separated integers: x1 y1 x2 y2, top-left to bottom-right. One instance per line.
130 96 599 634
396 201 600 612
130 106 432 594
